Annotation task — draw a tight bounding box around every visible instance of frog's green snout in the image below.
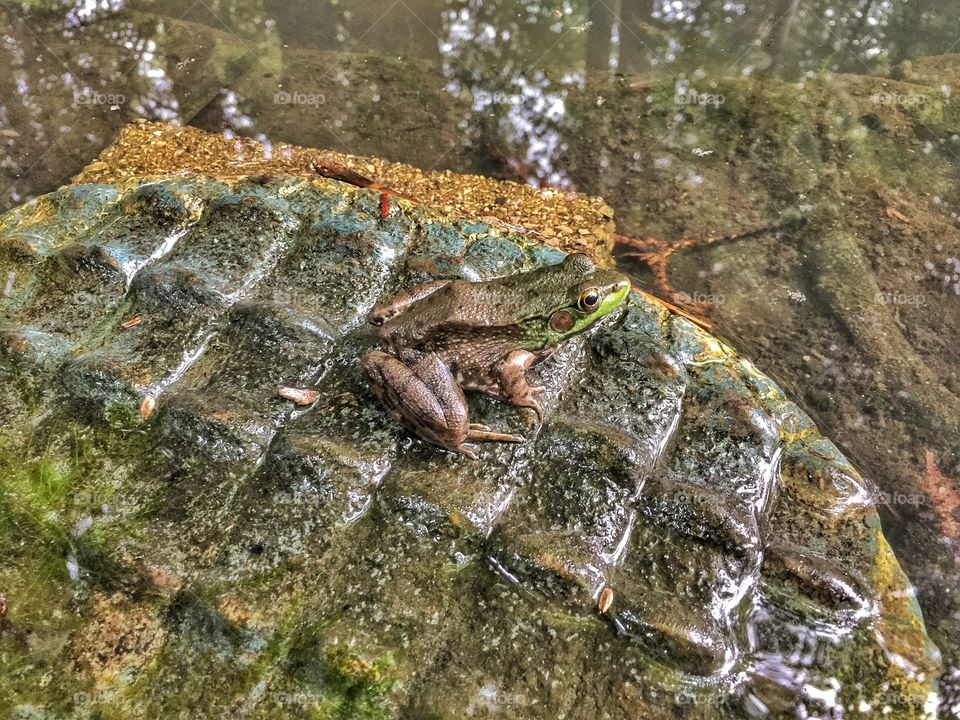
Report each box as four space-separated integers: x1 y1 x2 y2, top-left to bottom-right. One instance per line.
604 276 631 313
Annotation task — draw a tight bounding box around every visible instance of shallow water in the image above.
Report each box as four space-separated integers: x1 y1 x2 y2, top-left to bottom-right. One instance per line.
1 0 958 717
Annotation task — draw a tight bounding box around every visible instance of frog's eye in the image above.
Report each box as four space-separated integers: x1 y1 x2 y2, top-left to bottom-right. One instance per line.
577 287 601 311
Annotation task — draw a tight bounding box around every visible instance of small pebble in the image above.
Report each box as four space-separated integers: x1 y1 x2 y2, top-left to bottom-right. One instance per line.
139 395 156 419
598 586 614 614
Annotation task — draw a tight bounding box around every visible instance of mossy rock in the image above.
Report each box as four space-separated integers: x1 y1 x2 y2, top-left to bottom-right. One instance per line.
0 172 940 718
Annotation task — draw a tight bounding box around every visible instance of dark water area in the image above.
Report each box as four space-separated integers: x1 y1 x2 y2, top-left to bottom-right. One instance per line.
1 0 959 717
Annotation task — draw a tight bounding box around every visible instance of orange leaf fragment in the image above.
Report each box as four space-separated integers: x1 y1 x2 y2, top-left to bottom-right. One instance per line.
922 449 960 539
884 206 911 223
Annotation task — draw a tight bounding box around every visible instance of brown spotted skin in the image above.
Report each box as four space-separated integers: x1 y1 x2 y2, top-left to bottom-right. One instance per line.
362 254 630 457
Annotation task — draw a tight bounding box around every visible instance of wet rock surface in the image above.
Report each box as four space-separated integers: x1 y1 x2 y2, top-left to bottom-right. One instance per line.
0 174 940 718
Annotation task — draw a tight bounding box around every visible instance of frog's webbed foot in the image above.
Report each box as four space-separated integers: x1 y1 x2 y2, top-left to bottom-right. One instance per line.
496 350 546 424
362 351 522 459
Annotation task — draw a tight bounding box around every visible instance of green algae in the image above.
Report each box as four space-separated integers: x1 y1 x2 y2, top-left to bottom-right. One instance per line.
0 448 79 716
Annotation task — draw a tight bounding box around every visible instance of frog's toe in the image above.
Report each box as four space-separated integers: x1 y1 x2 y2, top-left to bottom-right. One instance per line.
469 422 492 431
456 444 479 460
519 397 544 424
466 428 526 444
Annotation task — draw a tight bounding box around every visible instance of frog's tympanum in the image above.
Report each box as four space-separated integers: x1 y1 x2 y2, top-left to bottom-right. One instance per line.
362 254 631 458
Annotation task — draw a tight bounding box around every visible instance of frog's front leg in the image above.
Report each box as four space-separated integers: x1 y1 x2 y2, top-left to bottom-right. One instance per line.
495 350 547 422
362 350 524 459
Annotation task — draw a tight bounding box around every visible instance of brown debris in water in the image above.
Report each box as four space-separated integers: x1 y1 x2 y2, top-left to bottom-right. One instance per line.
615 217 801 321
922 449 960 539
884 206 911 223
616 231 735 309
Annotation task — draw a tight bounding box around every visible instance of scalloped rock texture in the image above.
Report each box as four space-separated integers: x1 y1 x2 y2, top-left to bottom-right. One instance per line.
0 173 941 719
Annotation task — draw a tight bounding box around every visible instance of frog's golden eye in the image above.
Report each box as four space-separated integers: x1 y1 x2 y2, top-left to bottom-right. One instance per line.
577 288 601 311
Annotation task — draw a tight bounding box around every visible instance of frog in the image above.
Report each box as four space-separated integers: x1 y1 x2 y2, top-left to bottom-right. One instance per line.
361 253 631 459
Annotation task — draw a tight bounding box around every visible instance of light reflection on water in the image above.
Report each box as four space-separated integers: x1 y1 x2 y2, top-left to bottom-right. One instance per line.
1 0 955 205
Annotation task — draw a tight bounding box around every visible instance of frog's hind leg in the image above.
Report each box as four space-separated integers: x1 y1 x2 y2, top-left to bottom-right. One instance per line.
362 350 516 459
